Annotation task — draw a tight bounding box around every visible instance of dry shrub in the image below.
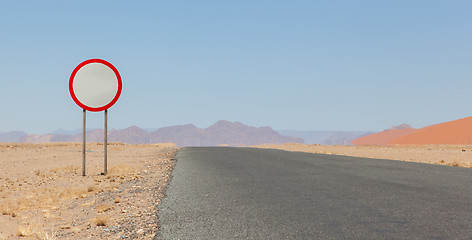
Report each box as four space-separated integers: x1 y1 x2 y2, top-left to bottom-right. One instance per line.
92 214 109 226
59 224 71 230
448 162 460 167
70 226 81 233
0 202 16 216
42 210 60 220
35 230 57 240
82 200 96 207
16 225 33 237
87 185 95 192
16 196 41 211
97 203 111 213
31 224 57 240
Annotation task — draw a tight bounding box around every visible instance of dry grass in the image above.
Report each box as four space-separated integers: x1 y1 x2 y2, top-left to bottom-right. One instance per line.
16 222 57 239
0 184 95 218
108 164 139 178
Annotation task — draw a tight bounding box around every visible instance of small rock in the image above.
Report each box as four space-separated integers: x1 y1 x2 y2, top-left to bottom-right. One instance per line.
136 229 144 235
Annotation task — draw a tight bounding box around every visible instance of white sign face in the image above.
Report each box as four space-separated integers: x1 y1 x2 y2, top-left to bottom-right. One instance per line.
69 59 122 112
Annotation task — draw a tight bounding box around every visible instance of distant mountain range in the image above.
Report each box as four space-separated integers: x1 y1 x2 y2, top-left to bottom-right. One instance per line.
0 120 304 146
8 116 470 146
0 131 27 142
277 130 373 145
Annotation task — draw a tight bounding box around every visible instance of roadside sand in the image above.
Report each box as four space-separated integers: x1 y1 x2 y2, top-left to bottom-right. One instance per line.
0 143 177 240
253 143 472 168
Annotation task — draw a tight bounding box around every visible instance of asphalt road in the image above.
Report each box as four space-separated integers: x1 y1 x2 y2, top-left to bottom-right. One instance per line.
157 147 472 239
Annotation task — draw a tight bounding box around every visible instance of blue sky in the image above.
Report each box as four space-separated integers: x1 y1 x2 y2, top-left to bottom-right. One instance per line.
0 1 471 133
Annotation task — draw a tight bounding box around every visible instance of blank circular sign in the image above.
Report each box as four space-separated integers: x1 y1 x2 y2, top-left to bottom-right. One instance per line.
69 59 122 112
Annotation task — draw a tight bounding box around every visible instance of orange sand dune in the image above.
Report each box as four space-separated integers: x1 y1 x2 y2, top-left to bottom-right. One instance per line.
390 116 472 145
351 128 417 145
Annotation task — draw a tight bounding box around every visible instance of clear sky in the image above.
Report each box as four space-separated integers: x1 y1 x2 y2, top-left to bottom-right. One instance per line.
0 1 471 133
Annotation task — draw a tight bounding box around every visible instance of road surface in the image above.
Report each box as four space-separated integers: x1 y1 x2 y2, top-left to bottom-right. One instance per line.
158 147 472 239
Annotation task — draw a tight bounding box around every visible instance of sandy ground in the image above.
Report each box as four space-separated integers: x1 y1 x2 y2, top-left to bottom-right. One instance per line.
0 143 177 240
253 143 472 168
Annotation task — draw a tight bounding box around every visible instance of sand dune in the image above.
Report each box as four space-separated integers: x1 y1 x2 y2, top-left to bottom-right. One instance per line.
352 117 472 145
351 128 417 145
390 116 472 145
351 124 416 145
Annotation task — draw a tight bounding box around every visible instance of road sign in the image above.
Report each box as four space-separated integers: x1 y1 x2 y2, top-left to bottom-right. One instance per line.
69 59 122 112
69 58 122 176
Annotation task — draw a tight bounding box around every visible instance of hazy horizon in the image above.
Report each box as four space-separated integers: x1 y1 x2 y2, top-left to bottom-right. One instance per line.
1 120 379 135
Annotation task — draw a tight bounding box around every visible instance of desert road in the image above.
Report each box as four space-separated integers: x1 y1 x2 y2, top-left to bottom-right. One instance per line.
157 147 472 239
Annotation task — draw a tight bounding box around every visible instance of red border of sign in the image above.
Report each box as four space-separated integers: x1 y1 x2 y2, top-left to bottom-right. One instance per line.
69 59 122 112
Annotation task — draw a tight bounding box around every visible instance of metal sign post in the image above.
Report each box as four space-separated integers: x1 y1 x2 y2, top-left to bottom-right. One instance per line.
83 109 86 176
104 109 108 175
69 59 122 176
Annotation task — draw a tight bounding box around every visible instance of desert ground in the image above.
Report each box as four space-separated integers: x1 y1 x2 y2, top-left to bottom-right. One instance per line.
3 142 472 239
253 143 472 168
0 143 177 240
